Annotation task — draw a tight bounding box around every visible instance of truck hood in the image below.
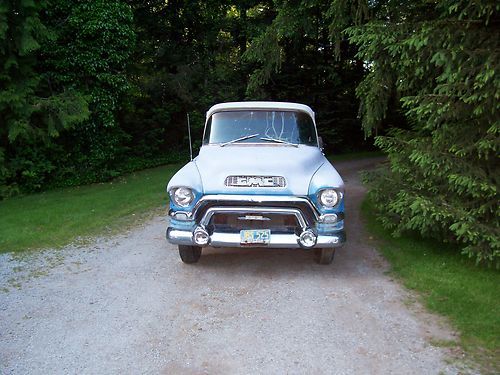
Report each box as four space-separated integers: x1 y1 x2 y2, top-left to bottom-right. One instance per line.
194 145 326 195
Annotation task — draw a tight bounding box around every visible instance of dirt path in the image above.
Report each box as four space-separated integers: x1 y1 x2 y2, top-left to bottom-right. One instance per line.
0 158 466 374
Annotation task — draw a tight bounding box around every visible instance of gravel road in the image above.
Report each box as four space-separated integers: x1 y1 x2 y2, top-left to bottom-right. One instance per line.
0 158 468 374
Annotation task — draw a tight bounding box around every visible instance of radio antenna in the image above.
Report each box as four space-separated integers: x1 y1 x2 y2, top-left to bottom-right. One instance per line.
187 113 193 161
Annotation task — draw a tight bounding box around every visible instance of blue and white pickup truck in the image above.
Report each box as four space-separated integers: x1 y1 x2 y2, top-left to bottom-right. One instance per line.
166 102 345 264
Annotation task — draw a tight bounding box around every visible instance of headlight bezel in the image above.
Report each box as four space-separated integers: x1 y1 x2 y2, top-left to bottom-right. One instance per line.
170 186 195 207
317 188 342 208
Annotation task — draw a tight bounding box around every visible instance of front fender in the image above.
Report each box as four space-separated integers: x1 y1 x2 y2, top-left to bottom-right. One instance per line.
167 161 203 210
308 161 344 213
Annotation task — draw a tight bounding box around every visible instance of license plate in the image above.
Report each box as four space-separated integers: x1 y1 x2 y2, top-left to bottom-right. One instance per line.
240 229 271 245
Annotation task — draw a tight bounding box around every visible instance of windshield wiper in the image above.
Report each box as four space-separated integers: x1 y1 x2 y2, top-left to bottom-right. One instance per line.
260 137 298 147
220 133 259 147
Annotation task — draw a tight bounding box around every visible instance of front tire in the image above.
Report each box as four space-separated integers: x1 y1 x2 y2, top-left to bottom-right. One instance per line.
314 248 335 265
179 245 202 264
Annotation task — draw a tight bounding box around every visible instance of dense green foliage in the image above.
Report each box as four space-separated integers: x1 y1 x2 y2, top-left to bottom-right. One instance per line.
1 0 498 263
350 1 499 264
43 0 138 186
1 0 370 198
243 1 369 151
0 0 90 195
243 0 499 263
1 0 136 195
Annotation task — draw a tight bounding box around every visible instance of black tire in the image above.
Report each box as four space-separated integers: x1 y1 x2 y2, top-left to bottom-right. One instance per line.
179 245 202 264
314 248 335 265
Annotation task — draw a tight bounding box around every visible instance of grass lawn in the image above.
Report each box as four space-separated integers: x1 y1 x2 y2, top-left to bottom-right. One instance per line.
0 164 180 254
361 197 500 369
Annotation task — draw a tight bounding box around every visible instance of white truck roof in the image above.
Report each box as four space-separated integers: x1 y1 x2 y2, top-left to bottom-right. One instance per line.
206 101 315 120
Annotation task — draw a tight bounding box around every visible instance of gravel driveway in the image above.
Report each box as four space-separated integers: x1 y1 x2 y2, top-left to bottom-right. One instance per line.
0 158 467 374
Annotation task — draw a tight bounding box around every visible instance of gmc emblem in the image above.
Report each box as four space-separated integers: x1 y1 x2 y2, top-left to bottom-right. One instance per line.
225 175 286 188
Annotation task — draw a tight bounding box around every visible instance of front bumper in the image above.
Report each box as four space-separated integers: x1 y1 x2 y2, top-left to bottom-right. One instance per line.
166 226 345 249
166 194 345 249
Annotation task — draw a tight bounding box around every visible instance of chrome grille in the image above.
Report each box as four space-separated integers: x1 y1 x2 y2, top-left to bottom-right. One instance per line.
224 175 286 188
208 211 299 234
192 195 320 227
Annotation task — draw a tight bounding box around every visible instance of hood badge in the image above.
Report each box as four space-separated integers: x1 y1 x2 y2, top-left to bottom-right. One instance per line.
225 175 286 188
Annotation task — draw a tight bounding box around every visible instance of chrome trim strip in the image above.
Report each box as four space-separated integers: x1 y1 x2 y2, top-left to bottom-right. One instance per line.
168 209 193 219
238 215 271 221
199 206 308 230
192 194 321 221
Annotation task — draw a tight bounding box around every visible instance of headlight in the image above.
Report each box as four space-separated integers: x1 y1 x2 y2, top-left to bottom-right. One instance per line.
318 188 340 208
172 187 194 207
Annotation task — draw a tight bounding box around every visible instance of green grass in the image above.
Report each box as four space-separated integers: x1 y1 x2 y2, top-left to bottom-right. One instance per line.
361 197 500 369
0 164 180 253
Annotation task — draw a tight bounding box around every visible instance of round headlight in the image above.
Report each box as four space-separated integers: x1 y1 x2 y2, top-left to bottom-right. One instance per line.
172 187 194 207
319 189 340 207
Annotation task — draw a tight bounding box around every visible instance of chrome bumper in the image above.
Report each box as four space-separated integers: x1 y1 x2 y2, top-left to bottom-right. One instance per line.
166 227 345 249
167 195 345 249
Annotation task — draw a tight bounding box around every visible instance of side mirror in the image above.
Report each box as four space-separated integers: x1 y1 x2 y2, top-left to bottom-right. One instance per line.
318 136 324 150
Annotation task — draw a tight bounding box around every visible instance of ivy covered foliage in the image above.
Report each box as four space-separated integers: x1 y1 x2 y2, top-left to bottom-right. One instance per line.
0 0 134 194
344 1 499 264
42 0 137 185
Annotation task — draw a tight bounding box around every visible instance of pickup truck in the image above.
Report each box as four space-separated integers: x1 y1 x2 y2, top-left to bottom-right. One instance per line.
166 101 345 264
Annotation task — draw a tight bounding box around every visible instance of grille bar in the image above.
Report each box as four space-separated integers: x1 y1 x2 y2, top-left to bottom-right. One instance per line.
191 195 321 227
200 206 308 230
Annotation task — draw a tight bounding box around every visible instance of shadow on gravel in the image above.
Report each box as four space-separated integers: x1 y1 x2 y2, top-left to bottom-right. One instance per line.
198 248 311 266
176 246 361 280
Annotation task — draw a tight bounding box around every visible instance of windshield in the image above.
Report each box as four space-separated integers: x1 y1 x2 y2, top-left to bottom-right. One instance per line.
203 110 318 146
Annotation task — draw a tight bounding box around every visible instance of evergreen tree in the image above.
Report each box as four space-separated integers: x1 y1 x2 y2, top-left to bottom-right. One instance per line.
0 0 89 195
340 0 499 263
